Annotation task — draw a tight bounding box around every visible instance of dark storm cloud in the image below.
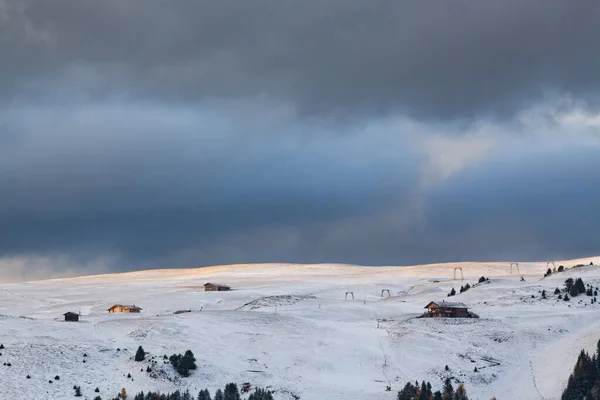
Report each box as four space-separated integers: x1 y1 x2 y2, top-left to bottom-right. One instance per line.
199 141 600 268
1 0 600 118
0 104 420 267
118 141 600 269
2 1 600 280
1 104 599 277
423 144 600 263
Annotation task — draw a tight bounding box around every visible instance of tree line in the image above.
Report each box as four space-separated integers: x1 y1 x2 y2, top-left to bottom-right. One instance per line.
92 382 273 400
561 338 600 399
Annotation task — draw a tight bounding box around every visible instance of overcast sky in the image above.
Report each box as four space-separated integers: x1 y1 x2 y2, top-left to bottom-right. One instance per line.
1 1 600 281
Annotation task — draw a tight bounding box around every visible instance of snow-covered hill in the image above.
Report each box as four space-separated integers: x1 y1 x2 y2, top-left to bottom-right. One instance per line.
2 257 600 400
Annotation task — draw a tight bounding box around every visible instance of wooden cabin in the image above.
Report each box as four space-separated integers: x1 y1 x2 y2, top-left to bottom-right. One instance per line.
107 304 142 313
424 301 469 318
63 311 79 322
204 283 231 292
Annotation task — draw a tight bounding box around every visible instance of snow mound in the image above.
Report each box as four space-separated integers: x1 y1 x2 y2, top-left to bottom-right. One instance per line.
236 295 317 311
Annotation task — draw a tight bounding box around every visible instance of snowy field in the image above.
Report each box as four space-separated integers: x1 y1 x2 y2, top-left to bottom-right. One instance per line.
2 257 600 400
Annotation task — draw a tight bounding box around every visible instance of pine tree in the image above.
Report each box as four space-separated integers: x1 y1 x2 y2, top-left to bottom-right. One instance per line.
564 294 570 301
397 382 416 400
576 278 586 294
214 389 224 400
171 390 182 400
185 350 196 363
198 389 212 400
418 380 430 400
565 278 574 292
570 285 579 298
442 378 454 400
169 351 197 377
248 388 274 400
224 383 241 400
433 392 443 400
135 346 146 362
561 349 599 399
555 287 561 295
596 339 600 370
454 384 469 400
75 386 82 397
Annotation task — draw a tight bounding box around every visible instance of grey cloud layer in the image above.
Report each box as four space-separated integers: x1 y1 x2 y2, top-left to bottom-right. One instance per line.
2 0 600 117
1 1 600 279
426 145 600 263
2 103 599 275
0 104 419 266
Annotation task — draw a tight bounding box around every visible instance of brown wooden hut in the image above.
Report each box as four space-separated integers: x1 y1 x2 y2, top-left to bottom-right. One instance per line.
63 311 79 322
203 283 231 292
424 301 469 318
107 304 142 313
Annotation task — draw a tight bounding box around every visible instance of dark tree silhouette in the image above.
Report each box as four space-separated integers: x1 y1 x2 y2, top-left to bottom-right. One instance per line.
576 278 586 294
442 378 454 400
223 383 241 400
135 346 146 362
248 388 274 400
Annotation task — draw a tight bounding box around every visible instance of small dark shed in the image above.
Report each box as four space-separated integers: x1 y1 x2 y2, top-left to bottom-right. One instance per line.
63 312 80 322
204 283 231 292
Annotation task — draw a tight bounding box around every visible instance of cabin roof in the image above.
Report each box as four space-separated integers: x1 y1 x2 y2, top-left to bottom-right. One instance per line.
63 311 79 316
204 282 230 288
424 300 468 309
107 304 142 311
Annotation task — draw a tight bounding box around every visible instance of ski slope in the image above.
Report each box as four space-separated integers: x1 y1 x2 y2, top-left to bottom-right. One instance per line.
2 257 600 400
